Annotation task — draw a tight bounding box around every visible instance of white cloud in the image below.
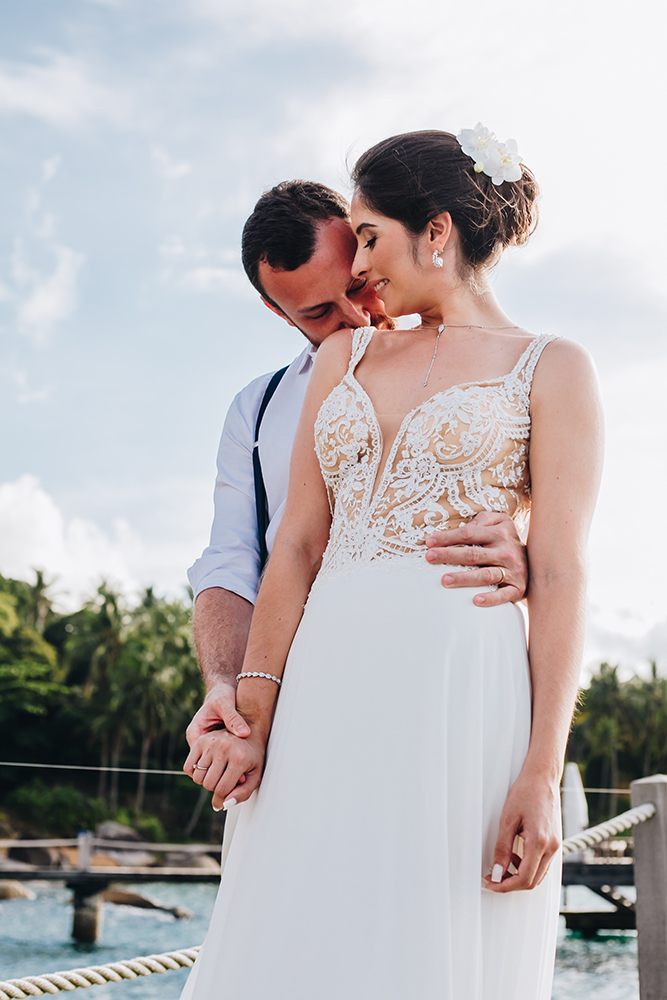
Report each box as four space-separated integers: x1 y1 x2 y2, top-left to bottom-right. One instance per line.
0 153 85 342
0 476 205 610
159 235 187 259
151 145 192 180
181 266 253 297
0 476 139 609
7 370 54 405
0 51 128 128
13 242 85 343
41 155 61 183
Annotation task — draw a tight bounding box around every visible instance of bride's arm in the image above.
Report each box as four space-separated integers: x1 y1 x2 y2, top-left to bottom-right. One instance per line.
200 331 352 808
487 338 604 892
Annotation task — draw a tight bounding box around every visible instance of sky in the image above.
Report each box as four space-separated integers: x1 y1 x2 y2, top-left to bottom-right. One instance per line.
0 0 665 677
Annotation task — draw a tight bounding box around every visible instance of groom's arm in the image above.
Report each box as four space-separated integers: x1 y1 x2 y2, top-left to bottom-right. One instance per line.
186 377 272 743
426 511 528 606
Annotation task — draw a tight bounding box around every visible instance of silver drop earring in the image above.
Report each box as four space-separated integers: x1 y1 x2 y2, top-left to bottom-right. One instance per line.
432 248 443 268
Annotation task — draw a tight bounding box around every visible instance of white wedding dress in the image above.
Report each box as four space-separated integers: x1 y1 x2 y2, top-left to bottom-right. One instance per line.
181 328 561 1000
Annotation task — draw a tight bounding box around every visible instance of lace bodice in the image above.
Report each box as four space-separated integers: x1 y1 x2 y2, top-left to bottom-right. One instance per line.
313 326 556 583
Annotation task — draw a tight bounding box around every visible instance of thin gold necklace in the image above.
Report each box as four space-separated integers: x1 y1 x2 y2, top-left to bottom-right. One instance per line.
422 323 519 388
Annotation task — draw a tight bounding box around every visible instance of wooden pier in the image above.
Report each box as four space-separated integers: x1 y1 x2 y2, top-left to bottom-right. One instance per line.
0 832 222 942
2 776 667 998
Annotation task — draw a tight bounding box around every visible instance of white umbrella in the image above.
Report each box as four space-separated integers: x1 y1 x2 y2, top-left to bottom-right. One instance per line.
562 761 589 863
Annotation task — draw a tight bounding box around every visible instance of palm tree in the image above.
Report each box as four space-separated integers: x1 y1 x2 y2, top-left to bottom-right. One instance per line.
123 590 201 815
65 585 128 804
575 663 627 820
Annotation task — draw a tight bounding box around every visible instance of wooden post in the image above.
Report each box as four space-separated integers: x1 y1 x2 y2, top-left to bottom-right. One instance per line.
71 883 105 943
76 830 92 871
631 774 667 999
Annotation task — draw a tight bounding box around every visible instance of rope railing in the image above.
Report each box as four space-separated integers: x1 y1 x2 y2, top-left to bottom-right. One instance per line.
561 800 656 855
0 948 200 999
0 801 656 996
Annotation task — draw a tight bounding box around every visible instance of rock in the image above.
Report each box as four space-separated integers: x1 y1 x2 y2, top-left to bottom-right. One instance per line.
163 851 221 871
58 847 120 868
96 821 143 843
0 880 36 900
104 850 156 867
89 853 121 868
7 845 59 867
0 814 16 840
103 887 192 919
0 857 35 871
95 822 155 867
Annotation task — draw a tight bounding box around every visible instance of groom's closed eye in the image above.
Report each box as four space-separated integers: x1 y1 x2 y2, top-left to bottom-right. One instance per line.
347 278 367 298
301 303 333 320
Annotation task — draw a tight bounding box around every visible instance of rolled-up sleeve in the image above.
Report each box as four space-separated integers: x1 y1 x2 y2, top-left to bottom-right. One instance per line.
187 375 271 605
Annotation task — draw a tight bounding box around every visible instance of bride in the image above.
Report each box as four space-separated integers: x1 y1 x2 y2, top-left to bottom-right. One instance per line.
182 127 603 999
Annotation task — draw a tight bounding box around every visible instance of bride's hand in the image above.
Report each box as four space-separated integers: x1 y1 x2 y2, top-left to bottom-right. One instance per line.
183 728 267 811
485 771 561 892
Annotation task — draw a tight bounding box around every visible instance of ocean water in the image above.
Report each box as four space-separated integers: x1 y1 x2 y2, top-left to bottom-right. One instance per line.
0 882 639 998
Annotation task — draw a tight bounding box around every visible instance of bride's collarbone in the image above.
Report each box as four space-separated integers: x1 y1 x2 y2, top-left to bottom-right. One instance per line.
353 331 539 414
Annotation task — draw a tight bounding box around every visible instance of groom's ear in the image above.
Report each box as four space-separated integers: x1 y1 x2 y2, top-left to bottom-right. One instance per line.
261 297 296 328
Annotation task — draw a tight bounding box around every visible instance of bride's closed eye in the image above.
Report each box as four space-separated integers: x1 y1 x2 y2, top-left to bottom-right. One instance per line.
363 236 377 250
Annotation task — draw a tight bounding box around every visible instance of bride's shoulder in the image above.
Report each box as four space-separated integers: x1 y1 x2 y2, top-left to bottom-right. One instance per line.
307 328 359 392
534 335 596 374
312 327 364 371
530 336 600 402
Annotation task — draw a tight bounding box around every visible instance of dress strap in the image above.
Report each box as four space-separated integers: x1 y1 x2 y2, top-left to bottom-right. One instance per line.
347 326 376 374
509 334 558 406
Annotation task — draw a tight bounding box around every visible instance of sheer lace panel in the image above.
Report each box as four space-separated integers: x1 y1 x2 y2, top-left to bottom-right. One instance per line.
314 327 556 583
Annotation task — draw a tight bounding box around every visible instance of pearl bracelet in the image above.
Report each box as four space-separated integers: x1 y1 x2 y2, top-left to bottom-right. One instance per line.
236 671 282 686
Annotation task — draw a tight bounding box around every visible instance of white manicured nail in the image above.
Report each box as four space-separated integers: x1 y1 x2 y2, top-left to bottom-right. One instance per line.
222 798 237 811
212 805 222 813
491 863 503 883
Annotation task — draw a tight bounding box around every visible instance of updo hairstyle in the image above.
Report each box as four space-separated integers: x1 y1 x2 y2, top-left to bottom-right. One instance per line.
351 130 539 277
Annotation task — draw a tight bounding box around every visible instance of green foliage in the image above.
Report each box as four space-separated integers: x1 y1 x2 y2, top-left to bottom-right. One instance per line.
6 780 107 837
569 660 667 822
0 592 20 637
0 660 68 725
136 813 166 843
0 571 204 839
113 807 135 828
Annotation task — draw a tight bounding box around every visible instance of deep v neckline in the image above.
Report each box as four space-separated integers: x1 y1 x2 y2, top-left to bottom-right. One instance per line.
347 330 547 502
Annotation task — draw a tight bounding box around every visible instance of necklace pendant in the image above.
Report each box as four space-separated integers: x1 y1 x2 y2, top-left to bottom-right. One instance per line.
423 324 444 388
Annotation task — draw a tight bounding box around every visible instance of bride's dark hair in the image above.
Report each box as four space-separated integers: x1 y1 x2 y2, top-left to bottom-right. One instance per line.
351 130 539 273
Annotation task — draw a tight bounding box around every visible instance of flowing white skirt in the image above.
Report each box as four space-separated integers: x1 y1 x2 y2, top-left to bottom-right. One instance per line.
181 561 561 1000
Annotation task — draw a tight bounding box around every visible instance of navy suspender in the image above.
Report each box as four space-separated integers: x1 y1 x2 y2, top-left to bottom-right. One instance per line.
252 366 289 573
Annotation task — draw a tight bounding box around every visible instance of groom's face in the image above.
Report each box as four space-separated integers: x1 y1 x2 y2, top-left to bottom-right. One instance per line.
259 217 388 346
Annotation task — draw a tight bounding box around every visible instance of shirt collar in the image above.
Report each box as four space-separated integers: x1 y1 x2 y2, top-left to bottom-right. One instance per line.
296 343 317 375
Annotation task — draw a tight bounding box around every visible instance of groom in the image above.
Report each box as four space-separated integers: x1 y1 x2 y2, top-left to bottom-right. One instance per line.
185 181 529 788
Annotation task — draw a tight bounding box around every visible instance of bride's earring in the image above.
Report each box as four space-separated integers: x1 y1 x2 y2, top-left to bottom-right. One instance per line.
432 248 443 268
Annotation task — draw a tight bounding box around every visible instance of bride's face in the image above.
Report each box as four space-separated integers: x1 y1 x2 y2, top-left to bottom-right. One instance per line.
350 193 435 319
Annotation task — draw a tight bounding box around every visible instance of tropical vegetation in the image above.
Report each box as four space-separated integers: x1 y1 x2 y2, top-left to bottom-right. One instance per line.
0 572 209 840
1 570 665 838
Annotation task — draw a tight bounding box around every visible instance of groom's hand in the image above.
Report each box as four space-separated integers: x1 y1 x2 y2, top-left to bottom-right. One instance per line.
186 680 251 746
424 512 527 607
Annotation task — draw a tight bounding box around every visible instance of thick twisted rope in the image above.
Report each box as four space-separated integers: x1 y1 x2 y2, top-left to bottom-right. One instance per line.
561 800 656 855
0 948 200 999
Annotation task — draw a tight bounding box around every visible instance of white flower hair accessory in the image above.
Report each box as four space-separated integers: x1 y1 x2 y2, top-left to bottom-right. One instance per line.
456 123 523 186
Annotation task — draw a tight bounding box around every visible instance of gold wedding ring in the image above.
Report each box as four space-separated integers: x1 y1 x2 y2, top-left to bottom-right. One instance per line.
498 568 506 585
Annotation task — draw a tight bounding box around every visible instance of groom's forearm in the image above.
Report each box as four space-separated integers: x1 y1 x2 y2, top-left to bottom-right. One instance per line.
192 587 254 692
